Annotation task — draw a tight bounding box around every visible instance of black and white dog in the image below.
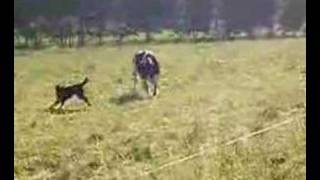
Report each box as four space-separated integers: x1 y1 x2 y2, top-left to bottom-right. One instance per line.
49 77 91 110
132 50 160 96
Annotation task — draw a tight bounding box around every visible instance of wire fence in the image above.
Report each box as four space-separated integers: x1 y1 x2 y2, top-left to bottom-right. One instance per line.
138 116 300 178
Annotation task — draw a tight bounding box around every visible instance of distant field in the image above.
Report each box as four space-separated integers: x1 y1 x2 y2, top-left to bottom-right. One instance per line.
14 39 306 180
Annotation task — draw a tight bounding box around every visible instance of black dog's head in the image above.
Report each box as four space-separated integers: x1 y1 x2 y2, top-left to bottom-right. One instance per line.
55 85 62 92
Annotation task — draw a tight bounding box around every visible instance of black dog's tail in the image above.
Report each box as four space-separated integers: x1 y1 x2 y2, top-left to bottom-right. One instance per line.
80 77 89 86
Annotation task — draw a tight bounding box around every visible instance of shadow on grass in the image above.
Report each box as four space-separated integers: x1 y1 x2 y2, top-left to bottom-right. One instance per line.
109 91 146 105
45 108 88 115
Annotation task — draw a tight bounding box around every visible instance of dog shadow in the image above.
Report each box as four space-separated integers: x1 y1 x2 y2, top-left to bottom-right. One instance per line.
45 108 87 115
109 91 146 105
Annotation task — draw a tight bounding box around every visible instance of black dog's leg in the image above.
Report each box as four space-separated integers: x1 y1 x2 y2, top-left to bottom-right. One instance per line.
49 100 60 110
82 96 91 106
58 100 65 110
77 93 91 106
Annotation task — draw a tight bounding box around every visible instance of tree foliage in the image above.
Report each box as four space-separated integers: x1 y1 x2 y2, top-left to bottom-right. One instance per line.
14 0 306 47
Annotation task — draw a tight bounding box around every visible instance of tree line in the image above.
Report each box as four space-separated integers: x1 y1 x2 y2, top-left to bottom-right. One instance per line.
14 0 306 48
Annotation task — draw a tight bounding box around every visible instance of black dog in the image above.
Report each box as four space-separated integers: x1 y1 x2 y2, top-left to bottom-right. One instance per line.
49 77 91 109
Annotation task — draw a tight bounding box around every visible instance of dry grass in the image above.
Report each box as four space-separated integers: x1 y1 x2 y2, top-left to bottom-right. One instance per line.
14 38 305 180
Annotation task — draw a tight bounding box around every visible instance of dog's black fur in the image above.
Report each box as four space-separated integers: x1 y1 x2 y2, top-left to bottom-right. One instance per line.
49 77 91 109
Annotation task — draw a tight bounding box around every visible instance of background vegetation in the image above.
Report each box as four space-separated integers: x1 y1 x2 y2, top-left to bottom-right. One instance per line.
14 0 306 48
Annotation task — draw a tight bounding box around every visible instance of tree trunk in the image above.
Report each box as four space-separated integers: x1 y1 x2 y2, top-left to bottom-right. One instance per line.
25 37 29 47
34 34 42 48
248 29 255 40
68 32 73 48
116 34 124 46
145 30 152 42
16 35 21 45
59 30 64 47
77 18 85 47
97 32 103 45
70 34 74 47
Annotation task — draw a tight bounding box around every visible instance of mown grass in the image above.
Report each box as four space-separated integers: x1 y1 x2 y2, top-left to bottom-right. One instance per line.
14 38 305 180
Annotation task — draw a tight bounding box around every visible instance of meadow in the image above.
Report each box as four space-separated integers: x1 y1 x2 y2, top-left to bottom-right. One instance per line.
14 38 306 180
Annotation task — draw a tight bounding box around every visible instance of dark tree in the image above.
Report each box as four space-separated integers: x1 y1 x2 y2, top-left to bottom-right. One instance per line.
280 0 306 30
14 0 305 48
186 0 213 34
221 0 276 38
122 0 164 42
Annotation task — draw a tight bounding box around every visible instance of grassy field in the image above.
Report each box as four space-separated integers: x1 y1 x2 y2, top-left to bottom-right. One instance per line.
14 39 306 180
